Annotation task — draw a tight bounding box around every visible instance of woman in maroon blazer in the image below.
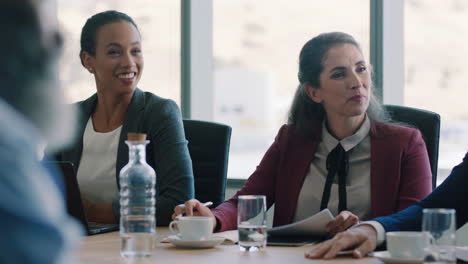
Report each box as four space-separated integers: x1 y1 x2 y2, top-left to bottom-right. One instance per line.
173 32 432 235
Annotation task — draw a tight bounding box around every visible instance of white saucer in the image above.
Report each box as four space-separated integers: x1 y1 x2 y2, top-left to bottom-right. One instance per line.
369 251 422 264
167 235 224 249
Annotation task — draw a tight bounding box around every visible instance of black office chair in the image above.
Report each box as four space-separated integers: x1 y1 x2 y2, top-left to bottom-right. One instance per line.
183 119 232 207
384 105 441 189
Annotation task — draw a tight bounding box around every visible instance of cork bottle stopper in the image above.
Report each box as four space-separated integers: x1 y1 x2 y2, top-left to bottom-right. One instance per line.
127 133 147 141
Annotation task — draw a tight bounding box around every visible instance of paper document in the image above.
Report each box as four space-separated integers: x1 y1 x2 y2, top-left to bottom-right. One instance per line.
456 247 468 262
267 209 334 236
457 222 468 246
456 222 468 261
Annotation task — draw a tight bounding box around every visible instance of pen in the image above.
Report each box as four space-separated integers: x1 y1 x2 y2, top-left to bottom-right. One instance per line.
177 201 213 218
201 201 213 208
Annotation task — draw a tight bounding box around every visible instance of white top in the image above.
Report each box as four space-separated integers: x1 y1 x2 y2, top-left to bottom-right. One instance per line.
293 116 372 221
77 118 122 204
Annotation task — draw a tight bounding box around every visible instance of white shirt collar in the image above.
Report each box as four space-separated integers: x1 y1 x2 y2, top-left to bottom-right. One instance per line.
321 115 371 152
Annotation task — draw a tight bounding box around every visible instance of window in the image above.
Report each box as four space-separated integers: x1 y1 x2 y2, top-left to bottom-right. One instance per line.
404 0 468 185
57 0 181 104
213 0 370 179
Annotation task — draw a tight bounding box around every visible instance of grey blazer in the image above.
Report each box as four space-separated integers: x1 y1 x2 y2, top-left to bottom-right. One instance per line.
59 88 194 225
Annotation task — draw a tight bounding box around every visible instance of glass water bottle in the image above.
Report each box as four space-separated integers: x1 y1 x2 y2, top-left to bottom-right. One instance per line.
119 133 156 257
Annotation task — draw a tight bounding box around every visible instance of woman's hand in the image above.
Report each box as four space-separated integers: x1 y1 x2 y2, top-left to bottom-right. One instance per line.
325 210 360 236
172 199 217 231
305 225 378 259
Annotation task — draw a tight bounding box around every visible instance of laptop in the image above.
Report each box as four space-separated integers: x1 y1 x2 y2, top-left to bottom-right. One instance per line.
53 161 119 235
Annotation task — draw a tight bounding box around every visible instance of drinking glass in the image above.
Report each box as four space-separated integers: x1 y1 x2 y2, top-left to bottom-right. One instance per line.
422 208 456 263
237 195 267 252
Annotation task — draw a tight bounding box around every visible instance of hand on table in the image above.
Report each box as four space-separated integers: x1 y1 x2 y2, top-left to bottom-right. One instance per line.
172 199 217 231
325 210 360 236
304 225 378 259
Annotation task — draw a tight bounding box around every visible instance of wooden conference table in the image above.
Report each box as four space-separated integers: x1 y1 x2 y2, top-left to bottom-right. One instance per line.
73 227 383 264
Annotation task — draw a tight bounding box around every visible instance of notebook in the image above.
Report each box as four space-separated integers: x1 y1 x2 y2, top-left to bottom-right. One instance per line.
53 161 119 235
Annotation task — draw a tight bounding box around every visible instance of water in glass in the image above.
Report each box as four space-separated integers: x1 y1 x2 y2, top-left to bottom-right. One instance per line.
238 224 267 251
422 208 456 264
121 233 155 257
237 195 267 252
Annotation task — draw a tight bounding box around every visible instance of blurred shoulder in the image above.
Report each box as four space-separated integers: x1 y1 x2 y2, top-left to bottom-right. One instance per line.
0 100 38 150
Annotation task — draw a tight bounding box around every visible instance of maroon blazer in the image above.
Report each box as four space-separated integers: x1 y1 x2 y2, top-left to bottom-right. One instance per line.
212 122 432 232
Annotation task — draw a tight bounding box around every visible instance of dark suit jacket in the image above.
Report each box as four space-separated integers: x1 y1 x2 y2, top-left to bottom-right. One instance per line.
213 122 432 231
374 152 468 231
58 88 194 225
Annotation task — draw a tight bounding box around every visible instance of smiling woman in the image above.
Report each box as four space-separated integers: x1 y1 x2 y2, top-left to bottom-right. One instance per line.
57 10 194 227
81 20 143 102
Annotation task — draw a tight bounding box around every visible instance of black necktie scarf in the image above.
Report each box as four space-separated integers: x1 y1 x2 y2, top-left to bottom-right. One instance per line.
320 143 349 213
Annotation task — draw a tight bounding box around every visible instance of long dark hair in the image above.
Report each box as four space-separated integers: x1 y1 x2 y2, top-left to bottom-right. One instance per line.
288 32 387 136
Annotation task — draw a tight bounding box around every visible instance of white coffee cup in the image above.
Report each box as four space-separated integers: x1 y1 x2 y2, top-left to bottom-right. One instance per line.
386 231 428 259
169 216 213 241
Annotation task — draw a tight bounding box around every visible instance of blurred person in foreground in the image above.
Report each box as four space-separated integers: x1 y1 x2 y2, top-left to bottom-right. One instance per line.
0 0 81 263
305 152 468 260
173 32 432 235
